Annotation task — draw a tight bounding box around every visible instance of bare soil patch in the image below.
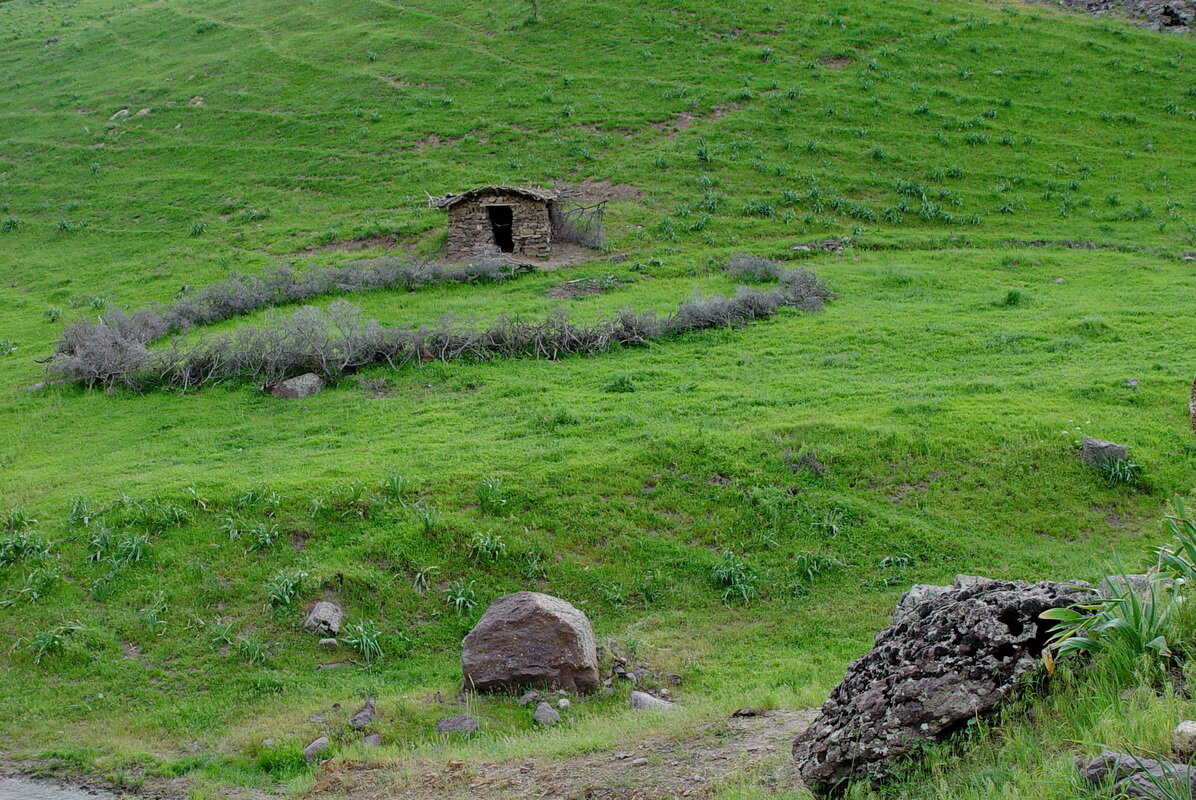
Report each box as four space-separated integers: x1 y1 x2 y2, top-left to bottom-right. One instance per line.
307 708 815 800
819 55 852 69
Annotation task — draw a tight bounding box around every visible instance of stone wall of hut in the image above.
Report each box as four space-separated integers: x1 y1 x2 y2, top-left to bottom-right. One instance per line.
445 193 552 259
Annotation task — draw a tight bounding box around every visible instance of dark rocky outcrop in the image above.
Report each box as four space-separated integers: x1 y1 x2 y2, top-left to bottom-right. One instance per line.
1057 0 1195 29
461 592 599 694
793 575 1096 795
1078 751 1196 799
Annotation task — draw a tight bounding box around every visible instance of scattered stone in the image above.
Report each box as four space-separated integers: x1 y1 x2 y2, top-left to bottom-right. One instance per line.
318 637 338 649
307 713 326 724
517 690 542 706
303 736 330 762
533 702 561 726
557 698 570 710
1126 378 1140 387
303 601 344 636
609 253 629 263
629 691 676 712
26 381 48 393
363 733 382 748
1174 721 1196 760
461 592 600 695
1078 751 1196 799
270 373 326 399
436 714 479 734
1055 277 1066 283
793 575 1096 794
631 757 649 767
1080 436 1129 466
350 698 376 729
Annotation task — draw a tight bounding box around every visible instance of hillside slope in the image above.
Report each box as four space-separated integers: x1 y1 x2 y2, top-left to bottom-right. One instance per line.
0 0 1195 797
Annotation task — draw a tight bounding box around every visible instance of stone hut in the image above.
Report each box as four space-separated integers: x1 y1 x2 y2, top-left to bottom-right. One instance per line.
430 186 557 259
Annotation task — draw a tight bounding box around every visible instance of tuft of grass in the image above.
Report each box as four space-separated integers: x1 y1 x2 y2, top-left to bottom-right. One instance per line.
342 620 383 663
711 551 758 604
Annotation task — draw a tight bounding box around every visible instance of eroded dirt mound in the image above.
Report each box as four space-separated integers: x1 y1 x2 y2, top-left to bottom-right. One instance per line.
308 708 815 800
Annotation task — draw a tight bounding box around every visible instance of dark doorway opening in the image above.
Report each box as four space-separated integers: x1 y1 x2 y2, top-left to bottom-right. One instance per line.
486 205 515 253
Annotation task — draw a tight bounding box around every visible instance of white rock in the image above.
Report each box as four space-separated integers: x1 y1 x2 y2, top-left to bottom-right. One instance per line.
629 691 675 712
1174 720 1196 759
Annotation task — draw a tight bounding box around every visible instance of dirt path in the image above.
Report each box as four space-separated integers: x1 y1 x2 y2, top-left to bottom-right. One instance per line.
308 709 815 800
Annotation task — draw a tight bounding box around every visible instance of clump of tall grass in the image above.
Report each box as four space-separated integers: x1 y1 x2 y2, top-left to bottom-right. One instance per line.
711 551 758 604
342 620 383 663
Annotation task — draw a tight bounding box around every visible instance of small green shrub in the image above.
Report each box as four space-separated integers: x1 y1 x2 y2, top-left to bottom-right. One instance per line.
0 530 51 566
265 571 307 608
603 374 636 393
236 635 269 666
711 551 758 604
1098 459 1142 486
342 620 383 663
245 522 280 553
994 288 1031 308
476 477 507 514
469 531 506 562
444 578 478 615
28 621 83 664
414 503 441 533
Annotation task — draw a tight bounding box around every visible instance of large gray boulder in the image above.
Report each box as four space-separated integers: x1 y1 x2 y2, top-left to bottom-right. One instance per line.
461 592 599 695
303 601 344 637
793 575 1096 795
1081 436 1129 466
1078 751 1196 799
270 373 325 399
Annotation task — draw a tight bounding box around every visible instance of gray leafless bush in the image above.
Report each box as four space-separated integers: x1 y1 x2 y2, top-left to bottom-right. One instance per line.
47 266 833 391
52 257 518 365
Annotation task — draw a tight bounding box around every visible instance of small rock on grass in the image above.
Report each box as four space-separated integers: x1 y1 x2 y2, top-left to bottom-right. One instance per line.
270 373 325 399
534 702 561 726
517 690 542 706
629 691 675 711
557 698 570 709
303 601 344 637
436 714 479 734
350 698 376 729
1080 436 1128 467
363 733 382 748
1174 721 1196 760
304 736 330 762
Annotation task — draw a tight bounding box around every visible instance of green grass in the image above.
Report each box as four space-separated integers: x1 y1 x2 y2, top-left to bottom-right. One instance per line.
1 0 1196 796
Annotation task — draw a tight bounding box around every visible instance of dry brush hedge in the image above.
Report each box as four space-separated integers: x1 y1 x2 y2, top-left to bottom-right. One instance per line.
45 258 833 392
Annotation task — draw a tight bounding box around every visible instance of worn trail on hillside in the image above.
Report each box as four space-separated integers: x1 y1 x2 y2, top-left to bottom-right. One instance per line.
308 709 815 800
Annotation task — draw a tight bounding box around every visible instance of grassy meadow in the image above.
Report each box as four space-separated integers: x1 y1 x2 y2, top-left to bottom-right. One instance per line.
1 0 1195 797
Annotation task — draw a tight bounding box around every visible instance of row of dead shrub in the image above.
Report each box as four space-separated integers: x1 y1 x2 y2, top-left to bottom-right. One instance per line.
46 266 833 391
52 258 518 357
